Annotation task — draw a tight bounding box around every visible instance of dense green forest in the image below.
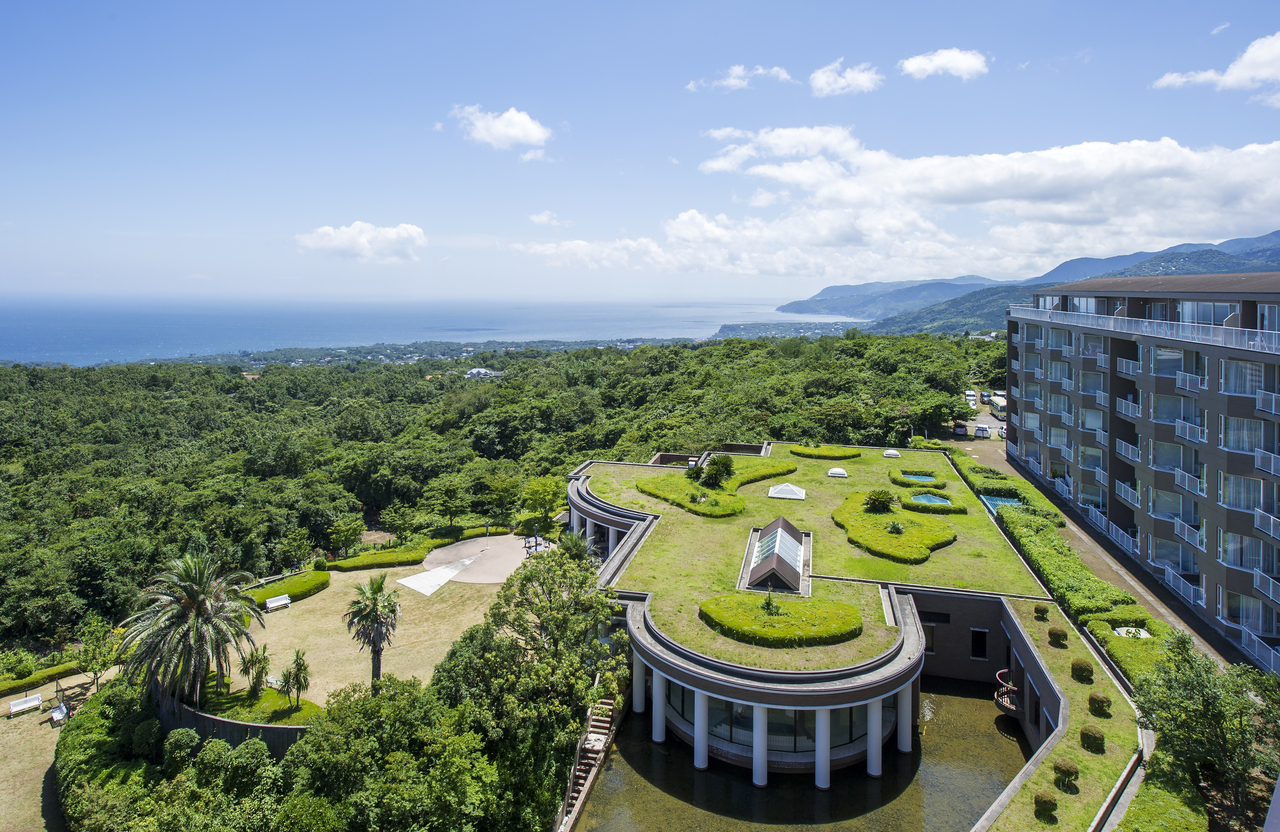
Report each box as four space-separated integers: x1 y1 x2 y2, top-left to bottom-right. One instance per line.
0 332 1003 645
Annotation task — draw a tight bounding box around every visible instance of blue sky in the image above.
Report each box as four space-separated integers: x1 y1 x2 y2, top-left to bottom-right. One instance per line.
2 1 1280 302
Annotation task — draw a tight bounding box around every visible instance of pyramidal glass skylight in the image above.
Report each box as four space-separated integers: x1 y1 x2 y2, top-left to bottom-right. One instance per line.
767 482 806 500
753 527 802 572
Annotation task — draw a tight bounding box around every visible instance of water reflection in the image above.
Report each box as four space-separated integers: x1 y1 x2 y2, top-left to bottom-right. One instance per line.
577 677 1032 832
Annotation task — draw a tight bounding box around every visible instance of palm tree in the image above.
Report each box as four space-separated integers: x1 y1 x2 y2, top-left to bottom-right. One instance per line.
344 573 401 694
239 644 271 698
556 530 599 561
279 649 310 707
119 552 263 709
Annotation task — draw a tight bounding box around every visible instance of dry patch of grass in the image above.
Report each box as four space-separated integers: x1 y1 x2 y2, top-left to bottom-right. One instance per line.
987 600 1139 831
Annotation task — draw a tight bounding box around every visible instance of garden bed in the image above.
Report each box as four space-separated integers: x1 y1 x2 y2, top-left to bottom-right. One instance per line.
789 445 862 460
698 592 863 647
247 569 330 608
831 493 956 564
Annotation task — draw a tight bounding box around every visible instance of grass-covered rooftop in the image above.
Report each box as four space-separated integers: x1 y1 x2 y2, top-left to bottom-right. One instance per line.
583 444 1042 671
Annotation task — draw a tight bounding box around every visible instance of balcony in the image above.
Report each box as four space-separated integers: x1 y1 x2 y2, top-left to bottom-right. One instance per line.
1094 353 1109 369
1116 398 1141 420
1116 438 1142 462
1009 305 1280 356
1175 468 1207 497
1257 448 1280 477
1092 428 1108 447
1010 358 1021 371
1034 367 1044 380
1115 481 1140 508
1175 419 1208 444
1174 517 1206 551
1049 437 1073 453
1116 357 1142 376
1027 397 1042 411
1259 390 1280 416
1059 411 1075 426
1255 508 1280 543
1011 384 1021 399
1062 377 1075 391
1108 521 1139 554
1093 390 1109 407
1083 504 1107 531
1176 371 1208 393
1010 412 1021 427
1054 477 1072 499
1006 439 1019 459
1241 629 1280 676
1033 426 1044 443
1161 564 1206 607
1028 457 1043 476
1059 344 1075 357
1255 568 1280 606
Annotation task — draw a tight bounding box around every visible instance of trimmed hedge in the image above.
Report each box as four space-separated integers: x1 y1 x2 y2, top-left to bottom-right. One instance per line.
1085 619 1172 682
329 528 509 572
910 438 1063 523
635 458 797 517
1115 752 1207 832
889 469 946 490
1079 604 1153 629
789 445 862 460
833 493 956 564
0 661 81 698
247 569 330 609
899 489 969 515
698 593 863 647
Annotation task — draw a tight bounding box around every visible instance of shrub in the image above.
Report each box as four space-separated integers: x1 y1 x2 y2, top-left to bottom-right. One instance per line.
248 569 330 608
194 738 232 789
1033 789 1058 816
312 557 328 571
886 521 905 535
863 489 898 513
700 454 735 489
163 728 200 776
636 474 744 517
698 593 863 647
1078 604 1151 630
1048 626 1068 647
225 737 271 798
832 494 956 565
1088 691 1112 717
131 717 161 760
685 464 704 481
1085 619 1172 682
1071 657 1094 683
0 661 80 698
1052 758 1079 788
1081 723 1106 753
899 490 969 515
889 469 946 489
789 445 862 460
1034 603 1050 620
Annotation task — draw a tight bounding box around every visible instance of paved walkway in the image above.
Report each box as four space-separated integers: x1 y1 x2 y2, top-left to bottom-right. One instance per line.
396 534 531 598
949 419 1244 667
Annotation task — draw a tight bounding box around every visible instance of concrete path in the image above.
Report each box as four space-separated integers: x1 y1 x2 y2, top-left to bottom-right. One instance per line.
950 423 1245 667
395 534 531 598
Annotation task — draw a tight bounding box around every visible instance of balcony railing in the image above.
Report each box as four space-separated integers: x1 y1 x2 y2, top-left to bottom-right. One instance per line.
1175 419 1208 444
1241 629 1280 676
1083 504 1107 531
1108 521 1139 554
1255 508 1280 542
1054 477 1071 499
1094 353 1109 369
1254 568 1280 606
1009 305 1280 356
1028 457 1043 476
1175 468 1207 497
1060 411 1075 426
1162 564 1206 607
1033 426 1044 443
1034 367 1044 380
1060 344 1075 357
1011 384 1021 399
1257 448 1280 477
1176 371 1208 393
1116 357 1142 376
1174 516 1206 551
1091 428 1108 446
1116 398 1141 419
1116 438 1141 462
1010 412 1021 427
1259 390 1280 416
1028 397 1042 411
1010 358 1020 371
1093 390 1109 407
1006 439 1019 459
1049 437 1073 453
1116 481 1140 508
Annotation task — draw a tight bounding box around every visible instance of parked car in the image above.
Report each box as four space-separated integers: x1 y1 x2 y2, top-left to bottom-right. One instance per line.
953 422 968 436
998 425 1007 439
964 390 977 399
980 391 991 404
974 424 991 439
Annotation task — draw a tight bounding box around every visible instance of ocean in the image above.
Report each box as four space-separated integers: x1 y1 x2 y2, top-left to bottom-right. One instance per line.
0 300 855 366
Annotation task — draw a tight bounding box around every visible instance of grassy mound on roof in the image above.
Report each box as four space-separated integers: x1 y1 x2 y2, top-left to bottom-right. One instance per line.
635 457 797 517
789 445 863 460
699 592 863 648
832 493 957 564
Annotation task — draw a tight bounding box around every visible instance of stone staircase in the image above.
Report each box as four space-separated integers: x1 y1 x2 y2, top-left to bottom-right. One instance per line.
556 699 616 832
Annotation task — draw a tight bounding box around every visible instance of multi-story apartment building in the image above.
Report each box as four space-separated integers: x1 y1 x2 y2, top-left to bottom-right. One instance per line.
1005 273 1280 674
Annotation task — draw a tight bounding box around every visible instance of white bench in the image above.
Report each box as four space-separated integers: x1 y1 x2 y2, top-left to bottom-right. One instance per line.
265 594 291 612
9 694 41 717
267 676 284 691
50 703 68 725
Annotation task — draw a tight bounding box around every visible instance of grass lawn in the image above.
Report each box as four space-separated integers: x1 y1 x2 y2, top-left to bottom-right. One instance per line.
201 685 322 726
987 599 1140 831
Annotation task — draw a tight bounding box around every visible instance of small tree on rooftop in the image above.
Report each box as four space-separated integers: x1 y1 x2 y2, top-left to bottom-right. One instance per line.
700 455 734 489
863 490 897 513
557 530 599 562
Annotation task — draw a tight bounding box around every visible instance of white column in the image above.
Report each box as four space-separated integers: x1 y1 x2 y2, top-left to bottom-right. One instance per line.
568 506 576 532
651 670 666 742
608 526 619 555
585 517 596 544
867 697 883 778
897 686 912 753
815 707 831 790
632 652 645 713
694 690 709 770
752 705 768 787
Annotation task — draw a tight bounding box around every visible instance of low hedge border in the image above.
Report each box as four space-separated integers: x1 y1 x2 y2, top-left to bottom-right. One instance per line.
889 469 946 490
698 593 863 647
329 528 510 571
832 493 956 564
789 445 863 460
635 474 744 517
910 438 1063 523
247 570 330 609
0 662 82 698
899 489 969 515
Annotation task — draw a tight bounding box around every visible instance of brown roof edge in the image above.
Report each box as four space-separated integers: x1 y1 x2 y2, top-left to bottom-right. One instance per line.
1043 272 1280 295
748 554 801 592
759 516 803 543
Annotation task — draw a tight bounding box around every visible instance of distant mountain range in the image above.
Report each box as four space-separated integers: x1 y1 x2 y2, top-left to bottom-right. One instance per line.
775 229 1280 335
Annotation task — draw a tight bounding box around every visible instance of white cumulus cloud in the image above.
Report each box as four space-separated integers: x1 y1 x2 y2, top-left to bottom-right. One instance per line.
517 127 1280 284
1155 30 1280 106
809 58 884 97
450 104 553 150
530 211 572 227
899 48 988 80
296 221 427 264
688 65 793 91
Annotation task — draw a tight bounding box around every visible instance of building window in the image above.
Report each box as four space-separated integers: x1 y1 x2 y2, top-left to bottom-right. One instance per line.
1049 361 1070 381
1081 334 1104 355
970 628 988 660
1023 412 1041 432
1154 347 1183 376
1069 297 1097 314
1261 304 1280 332
1050 393 1070 414
1219 530 1268 571
1220 416 1263 453
1080 447 1106 474
1219 472 1263 511
1152 441 1182 471
1153 537 1197 573
1080 483 1104 509
1152 394 1182 423
1081 372 1105 394
1221 359 1264 395
1049 427 1068 448
1180 301 1238 325
1151 488 1182 519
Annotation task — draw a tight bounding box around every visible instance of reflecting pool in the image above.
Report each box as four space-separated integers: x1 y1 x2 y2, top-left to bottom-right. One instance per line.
577 677 1032 832
902 474 936 483
979 495 1023 516
911 494 952 505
